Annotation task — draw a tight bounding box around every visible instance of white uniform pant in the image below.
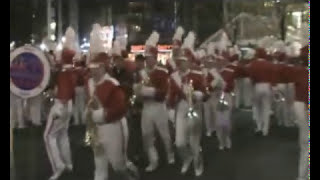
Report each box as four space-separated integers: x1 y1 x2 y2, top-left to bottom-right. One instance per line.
10 93 24 129
44 99 73 173
275 84 288 126
253 83 272 135
294 102 309 180
203 92 218 134
141 101 173 166
243 78 253 107
73 86 86 125
29 95 42 126
234 79 243 108
285 83 296 127
175 100 203 170
93 118 132 180
215 93 233 148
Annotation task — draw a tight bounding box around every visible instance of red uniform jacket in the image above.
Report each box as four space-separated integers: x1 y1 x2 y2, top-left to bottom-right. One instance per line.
246 58 276 85
138 66 170 102
168 69 207 108
220 66 235 93
287 66 308 105
55 67 78 103
86 74 127 123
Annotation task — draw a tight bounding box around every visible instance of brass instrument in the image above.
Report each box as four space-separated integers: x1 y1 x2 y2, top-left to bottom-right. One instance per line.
217 91 230 111
130 72 150 106
83 96 99 149
185 80 199 120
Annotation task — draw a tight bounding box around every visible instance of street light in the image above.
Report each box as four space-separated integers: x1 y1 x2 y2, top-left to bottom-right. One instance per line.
61 36 66 43
50 34 56 41
40 43 47 51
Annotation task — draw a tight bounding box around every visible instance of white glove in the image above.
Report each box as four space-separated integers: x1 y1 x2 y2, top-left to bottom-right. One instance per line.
92 108 105 124
168 109 175 124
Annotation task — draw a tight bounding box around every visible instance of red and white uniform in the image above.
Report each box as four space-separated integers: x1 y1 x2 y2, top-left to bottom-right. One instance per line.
85 72 133 180
44 61 78 177
246 56 275 136
203 67 224 136
213 65 235 150
72 61 87 125
168 68 206 174
135 65 174 169
289 65 308 180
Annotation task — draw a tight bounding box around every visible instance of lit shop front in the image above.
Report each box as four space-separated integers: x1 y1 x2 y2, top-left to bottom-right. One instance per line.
128 45 172 64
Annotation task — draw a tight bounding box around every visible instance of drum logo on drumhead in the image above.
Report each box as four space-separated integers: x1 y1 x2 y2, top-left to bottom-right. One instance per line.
10 52 44 91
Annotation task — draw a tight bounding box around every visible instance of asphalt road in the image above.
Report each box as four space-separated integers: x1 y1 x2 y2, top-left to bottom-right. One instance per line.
11 109 300 180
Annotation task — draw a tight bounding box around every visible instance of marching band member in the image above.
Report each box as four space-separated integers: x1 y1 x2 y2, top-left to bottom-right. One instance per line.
167 26 185 74
246 40 276 136
283 43 301 127
73 53 87 125
168 31 205 176
242 49 255 108
134 31 174 172
85 24 137 180
271 40 289 126
203 43 222 137
43 27 78 180
291 45 308 180
213 38 235 150
227 45 242 109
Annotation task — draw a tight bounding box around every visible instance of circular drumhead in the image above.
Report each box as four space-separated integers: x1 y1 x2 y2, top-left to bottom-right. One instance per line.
10 45 51 99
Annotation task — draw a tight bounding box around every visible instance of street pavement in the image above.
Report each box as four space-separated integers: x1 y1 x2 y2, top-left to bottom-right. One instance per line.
12 109 300 180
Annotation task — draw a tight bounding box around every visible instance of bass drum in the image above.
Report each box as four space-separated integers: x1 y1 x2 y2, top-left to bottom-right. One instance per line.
10 44 51 99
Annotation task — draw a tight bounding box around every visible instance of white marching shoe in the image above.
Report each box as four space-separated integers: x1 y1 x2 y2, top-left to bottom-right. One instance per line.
181 158 193 174
66 164 73 172
145 163 158 172
219 145 224 151
194 164 204 177
48 166 66 180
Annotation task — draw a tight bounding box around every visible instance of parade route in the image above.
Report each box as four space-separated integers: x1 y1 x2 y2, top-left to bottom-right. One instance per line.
12 109 300 180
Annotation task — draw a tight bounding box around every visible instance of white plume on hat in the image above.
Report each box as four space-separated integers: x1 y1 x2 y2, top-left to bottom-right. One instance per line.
285 41 302 57
195 49 206 60
181 31 196 51
63 27 76 50
216 31 230 53
207 42 216 56
112 40 121 56
272 40 286 53
89 23 106 55
173 26 185 41
145 31 160 47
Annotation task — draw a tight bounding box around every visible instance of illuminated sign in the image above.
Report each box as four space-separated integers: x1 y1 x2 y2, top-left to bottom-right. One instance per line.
131 45 173 52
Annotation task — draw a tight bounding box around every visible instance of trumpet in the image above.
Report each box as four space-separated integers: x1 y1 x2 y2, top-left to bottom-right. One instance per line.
130 75 150 106
185 80 199 120
83 96 99 149
217 91 230 111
